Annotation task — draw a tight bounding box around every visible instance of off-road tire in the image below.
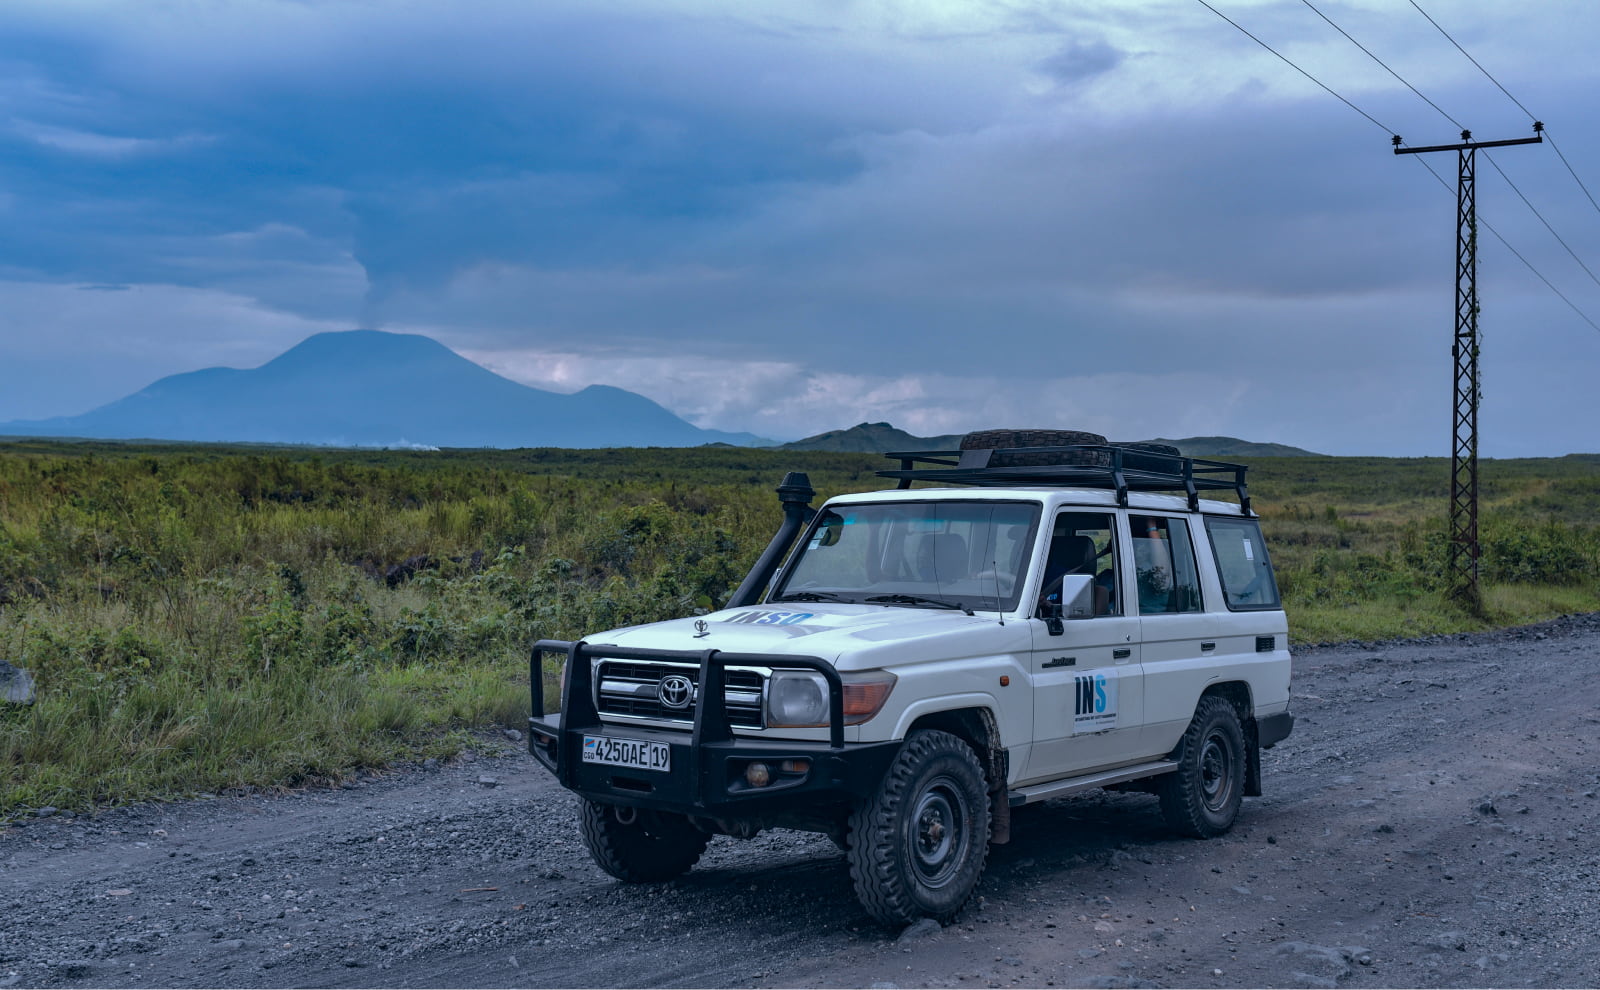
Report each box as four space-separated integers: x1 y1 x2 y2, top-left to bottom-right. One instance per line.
960 429 1109 468
847 729 991 926
579 801 711 882
1158 695 1246 838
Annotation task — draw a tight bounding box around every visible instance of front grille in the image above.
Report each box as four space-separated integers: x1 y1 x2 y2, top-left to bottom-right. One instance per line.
595 660 765 727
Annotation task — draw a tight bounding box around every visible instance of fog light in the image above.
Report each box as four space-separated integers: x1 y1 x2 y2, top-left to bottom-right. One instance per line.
780 759 810 774
745 762 772 787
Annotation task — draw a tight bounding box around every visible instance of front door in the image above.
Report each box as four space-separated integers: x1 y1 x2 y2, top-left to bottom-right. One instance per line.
1026 509 1144 780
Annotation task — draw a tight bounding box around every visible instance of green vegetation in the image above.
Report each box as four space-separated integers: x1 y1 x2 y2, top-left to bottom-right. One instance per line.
1 438 1595 816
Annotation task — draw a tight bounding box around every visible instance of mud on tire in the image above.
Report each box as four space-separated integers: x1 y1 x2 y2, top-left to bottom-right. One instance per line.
579 801 711 882
847 729 991 926
1158 695 1246 838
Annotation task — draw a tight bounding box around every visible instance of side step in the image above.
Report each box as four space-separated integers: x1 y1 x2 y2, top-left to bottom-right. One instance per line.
1008 760 1177 807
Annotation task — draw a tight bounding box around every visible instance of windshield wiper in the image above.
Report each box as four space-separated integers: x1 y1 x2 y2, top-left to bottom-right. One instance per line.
864 593 973 615
772 590 854 603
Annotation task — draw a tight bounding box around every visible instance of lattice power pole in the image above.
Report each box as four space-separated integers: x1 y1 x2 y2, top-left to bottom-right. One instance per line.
1395 125 1542 607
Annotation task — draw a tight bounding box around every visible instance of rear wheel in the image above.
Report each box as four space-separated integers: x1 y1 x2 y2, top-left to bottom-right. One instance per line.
847 729 991 926
579 801 710 882
1158 696 1245 838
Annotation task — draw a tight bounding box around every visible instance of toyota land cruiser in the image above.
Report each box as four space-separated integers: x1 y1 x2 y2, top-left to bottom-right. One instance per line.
526 430 1294 925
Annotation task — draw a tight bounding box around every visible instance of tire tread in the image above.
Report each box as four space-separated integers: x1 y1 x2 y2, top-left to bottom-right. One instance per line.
580 801 710 883
846 729 990 926
1157 695 1244 838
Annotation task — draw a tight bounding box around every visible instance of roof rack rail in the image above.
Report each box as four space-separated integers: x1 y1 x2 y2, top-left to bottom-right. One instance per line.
878 444 1252 515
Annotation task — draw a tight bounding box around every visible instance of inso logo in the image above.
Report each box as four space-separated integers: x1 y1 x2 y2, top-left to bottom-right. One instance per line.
723 610 814 626
1074 674 1109 716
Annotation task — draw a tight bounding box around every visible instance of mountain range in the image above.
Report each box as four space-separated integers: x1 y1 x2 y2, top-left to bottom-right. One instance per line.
0 332 1319 455
0 331 766 449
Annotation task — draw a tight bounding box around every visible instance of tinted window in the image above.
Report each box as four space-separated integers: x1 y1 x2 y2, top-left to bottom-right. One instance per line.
1130 515 1202 614
1204 516 1282 610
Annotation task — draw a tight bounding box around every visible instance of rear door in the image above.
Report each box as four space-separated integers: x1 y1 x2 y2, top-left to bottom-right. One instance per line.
1133 513 1221 754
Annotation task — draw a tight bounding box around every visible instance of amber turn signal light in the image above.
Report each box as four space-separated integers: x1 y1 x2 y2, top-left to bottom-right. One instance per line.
841 671 897 725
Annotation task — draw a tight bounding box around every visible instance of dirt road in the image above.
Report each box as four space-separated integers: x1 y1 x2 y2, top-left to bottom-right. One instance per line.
5 614 1599 989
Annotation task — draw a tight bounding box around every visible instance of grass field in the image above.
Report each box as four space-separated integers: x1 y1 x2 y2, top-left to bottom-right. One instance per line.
1 438 1596 816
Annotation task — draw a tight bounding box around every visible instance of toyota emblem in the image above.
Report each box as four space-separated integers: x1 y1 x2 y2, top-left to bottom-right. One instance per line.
693 619 710 638
657 674 695 710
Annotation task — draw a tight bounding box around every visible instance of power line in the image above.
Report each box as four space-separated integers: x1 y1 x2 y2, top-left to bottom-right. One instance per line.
1405 0 1537 121
1193 0 1600 334
1481 151 1600 292
1193 0 1394 137
1299 0 1462 131
1409 154 1600 334
1301 0 1600 328
1406 0 1600 224
1545 132 1600 219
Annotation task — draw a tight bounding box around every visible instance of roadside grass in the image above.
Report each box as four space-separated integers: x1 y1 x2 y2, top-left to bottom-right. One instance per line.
0 662 525 815
0 440 1595 816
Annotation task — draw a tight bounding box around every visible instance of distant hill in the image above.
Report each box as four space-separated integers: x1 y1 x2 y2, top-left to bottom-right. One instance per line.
777 423 1318 457
1150 436 1320 458
0 330 766 449
777 422 963 452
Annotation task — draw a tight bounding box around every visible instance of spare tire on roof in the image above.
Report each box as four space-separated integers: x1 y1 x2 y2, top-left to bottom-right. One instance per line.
959 428 1109 467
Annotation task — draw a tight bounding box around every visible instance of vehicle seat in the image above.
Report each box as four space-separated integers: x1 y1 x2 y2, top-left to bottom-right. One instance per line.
916 533 969 583
1039 533 1093 604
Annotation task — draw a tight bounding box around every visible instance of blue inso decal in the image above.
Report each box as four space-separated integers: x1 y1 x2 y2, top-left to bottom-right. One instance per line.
722 610 815 626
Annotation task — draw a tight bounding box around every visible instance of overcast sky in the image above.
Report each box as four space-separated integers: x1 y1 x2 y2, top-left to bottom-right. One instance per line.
2 0 1598 454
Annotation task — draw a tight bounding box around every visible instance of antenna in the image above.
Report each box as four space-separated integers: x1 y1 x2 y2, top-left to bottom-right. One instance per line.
985 506 1005 626
991 558 1005 626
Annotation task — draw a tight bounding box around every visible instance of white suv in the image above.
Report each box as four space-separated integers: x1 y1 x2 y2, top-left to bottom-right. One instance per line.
527 432 1294 926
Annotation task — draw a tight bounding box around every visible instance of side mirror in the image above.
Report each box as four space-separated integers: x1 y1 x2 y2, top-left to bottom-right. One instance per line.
1038 576 1096 636
1059 575 1096 620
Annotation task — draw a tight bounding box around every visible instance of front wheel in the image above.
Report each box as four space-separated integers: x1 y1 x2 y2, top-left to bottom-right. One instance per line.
847 729 991 926
579 801 710 882
1158 695 1245 838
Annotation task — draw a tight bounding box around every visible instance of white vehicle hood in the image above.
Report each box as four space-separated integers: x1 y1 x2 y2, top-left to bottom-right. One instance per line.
593 602 1022 672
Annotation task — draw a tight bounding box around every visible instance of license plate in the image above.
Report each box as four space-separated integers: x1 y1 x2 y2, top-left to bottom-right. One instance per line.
582 735 671 772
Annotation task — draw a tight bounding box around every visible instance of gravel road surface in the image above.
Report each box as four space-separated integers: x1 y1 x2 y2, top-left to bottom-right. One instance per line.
4 614 1599 989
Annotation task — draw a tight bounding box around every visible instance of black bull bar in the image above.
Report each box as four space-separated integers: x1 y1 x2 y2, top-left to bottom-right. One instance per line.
527 640 858 808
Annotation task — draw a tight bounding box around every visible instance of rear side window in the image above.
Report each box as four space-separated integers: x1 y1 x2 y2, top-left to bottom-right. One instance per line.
1204 516 1282 610
1130 515 1202 614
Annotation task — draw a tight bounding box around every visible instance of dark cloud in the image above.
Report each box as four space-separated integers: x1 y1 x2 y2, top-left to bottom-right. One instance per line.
1035 40 1124 85
0 0 1597 455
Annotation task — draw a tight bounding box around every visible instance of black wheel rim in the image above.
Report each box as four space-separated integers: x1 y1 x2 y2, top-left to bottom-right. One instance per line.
1200 731 1234 811
908 774 969 888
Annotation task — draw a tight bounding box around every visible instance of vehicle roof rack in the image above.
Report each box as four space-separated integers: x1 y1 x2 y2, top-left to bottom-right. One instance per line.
878 444 1252 514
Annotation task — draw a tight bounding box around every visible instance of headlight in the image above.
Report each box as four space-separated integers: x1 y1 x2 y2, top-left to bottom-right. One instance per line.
765 669 898 728
767 670 829 727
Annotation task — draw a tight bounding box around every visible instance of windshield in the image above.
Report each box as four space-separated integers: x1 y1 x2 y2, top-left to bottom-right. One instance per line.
770 500 1042 612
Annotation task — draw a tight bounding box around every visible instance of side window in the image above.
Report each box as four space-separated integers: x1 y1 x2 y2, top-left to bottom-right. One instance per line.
1131 515 1202 614
1037 511 1119 616
1204 516 1282 610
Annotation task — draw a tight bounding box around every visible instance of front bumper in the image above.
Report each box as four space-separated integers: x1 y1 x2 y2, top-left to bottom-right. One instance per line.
527 640 899 816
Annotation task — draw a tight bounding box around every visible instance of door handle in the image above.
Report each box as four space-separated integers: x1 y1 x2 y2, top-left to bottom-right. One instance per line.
1042 656 1076 668
1113 648 1131 660
1201 642 1216 652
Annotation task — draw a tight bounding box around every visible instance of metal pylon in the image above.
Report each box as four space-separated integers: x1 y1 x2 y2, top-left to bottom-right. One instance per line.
1394 124 1543 607
1450 145 1480 604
